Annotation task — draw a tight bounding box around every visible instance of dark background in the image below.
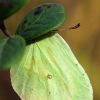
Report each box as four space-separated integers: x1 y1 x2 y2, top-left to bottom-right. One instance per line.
0 0 100 100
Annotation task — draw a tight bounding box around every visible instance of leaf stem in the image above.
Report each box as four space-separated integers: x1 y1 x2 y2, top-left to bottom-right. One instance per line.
0 21 12 37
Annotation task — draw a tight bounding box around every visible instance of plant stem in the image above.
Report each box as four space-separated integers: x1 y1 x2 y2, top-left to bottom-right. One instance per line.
0 21 12 37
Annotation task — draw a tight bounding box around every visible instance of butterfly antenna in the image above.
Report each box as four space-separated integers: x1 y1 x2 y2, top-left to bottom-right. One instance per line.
53 23 80 32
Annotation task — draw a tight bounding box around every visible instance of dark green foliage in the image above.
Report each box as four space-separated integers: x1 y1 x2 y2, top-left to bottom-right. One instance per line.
0 0 29 22
15 3 66 41
0 3 66 70
0 35 26 70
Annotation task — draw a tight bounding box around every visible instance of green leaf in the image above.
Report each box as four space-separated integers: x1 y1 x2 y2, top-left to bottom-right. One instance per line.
10 33 93 100
0 35 26 70
0 0 29 22
15 3 66 41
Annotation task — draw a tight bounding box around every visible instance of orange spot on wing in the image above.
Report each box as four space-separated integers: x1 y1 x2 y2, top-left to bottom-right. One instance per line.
47 74 52 79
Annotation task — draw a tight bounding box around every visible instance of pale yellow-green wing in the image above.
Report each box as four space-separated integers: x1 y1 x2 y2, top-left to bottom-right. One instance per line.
10 33 93 100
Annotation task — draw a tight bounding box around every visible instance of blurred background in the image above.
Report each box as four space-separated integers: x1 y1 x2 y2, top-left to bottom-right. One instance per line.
0 0 100 100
